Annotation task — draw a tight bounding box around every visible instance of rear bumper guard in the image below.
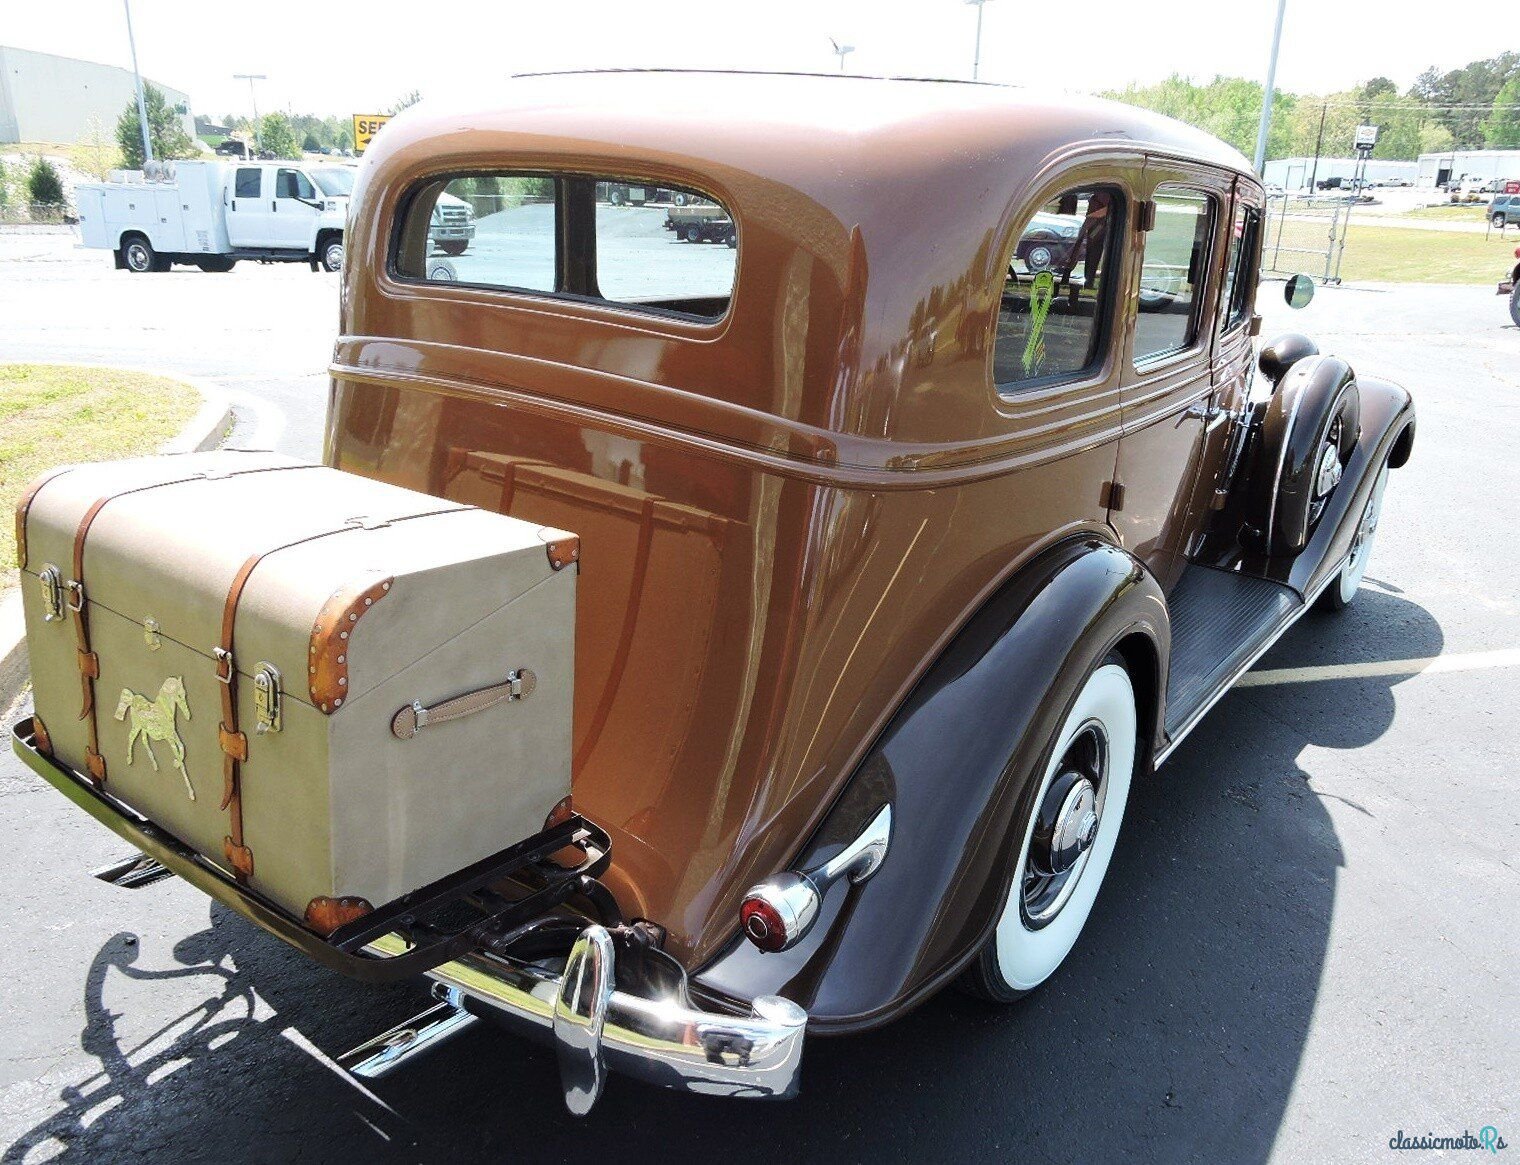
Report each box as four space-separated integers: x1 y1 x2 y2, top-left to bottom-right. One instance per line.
12 716 808 1111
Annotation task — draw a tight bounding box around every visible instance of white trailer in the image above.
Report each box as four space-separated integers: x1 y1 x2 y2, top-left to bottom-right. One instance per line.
75 160 349 274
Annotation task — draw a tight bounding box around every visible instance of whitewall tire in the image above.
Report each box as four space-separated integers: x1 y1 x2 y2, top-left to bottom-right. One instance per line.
964 656 1137 1001
1318 461 1388 611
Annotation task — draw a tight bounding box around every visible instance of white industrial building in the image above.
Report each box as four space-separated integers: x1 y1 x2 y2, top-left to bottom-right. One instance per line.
1416 150 1520 189
1262 156 1419 190
0 46 194 145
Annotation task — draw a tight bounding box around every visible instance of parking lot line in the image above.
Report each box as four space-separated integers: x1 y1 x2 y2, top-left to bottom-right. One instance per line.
1240 647 1520 687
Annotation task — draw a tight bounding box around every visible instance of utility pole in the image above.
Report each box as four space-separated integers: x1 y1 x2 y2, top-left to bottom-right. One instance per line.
965 0 994 82
1307 101 1327 193
122 0 152 164
1253 0 1287 174
234 73 267 151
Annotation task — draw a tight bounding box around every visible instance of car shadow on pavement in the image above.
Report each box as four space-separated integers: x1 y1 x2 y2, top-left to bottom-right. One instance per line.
2 589 1440 1165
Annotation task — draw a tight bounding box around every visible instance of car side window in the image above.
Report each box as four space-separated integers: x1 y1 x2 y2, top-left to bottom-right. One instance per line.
1134 187 1217 362
234 168 261 199
994 185 1121 391
1220 204 1261 333
276 169 315 200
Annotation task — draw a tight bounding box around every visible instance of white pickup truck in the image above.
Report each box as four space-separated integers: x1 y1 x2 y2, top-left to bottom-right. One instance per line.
76 160 352 273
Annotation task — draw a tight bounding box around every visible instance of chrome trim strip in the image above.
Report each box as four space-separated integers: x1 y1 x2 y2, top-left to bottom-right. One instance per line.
1153 564 1339 766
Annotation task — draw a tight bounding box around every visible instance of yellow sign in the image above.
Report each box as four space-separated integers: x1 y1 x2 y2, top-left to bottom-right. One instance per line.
352 114 392 155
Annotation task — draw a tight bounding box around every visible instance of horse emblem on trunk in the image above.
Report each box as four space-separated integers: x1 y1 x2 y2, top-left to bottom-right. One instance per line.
114 676 195 801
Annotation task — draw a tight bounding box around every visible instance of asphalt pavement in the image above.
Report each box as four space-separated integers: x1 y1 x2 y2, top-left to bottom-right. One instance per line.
0 234 1516 1164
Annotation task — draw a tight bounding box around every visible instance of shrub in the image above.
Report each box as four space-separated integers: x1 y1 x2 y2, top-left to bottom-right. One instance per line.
27 157 65 207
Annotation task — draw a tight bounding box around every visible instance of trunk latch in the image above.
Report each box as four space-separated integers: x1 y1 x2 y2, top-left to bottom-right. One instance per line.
38 565 64 622
253 662 283 734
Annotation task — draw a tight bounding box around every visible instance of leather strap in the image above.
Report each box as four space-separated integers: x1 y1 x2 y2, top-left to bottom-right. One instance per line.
214 503 472 883
64 462 316 789
391 669 536 740
14 465 76 572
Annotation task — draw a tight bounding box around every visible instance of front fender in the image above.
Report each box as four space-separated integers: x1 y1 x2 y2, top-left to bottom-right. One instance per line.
693 538 1169 1033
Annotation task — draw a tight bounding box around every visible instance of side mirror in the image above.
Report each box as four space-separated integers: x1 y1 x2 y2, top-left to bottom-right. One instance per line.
1285 273 1316 309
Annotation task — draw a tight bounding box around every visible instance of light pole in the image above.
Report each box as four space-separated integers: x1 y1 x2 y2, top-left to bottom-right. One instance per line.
234 73 267 151
122 0 152 164
965 0 994 82
1252 0 1287 175
830 38 855 73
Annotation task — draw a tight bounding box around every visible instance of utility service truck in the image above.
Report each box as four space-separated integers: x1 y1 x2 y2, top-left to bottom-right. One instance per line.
76 160 352 274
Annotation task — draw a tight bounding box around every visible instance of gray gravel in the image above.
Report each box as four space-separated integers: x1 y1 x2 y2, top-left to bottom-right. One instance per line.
1 237 1516 1164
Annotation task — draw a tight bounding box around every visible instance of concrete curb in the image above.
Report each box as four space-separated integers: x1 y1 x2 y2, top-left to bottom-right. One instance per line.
0 373 232 718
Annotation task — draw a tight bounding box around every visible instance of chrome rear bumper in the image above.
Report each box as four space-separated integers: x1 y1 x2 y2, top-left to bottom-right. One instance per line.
358 930 808 1113
12 717 808 1114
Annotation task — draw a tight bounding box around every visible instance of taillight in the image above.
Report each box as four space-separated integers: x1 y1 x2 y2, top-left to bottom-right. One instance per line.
739 806 892 953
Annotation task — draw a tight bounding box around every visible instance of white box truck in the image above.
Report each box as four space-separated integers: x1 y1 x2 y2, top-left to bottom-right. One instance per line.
76 160 352 274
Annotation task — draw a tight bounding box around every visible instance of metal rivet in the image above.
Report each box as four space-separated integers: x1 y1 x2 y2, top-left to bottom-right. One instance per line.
364 597 372 606
337 654 345 663
349 613 358 622
309 666 316 674
334 698 343 707
320 703 328 712
382 581 391 590
338 677 346 686
340 631 349 640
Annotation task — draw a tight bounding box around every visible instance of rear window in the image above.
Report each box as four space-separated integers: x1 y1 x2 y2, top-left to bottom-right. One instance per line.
393 173 736 322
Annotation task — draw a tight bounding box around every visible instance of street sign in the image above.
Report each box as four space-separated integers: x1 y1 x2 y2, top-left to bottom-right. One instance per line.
352 114 392 156
1354 124 1379 153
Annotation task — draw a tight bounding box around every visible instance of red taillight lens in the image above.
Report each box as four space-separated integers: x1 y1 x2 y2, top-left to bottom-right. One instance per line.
740 896 788 952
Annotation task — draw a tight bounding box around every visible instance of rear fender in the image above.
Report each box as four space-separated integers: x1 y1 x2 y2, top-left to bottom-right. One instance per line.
693 537 1169 1032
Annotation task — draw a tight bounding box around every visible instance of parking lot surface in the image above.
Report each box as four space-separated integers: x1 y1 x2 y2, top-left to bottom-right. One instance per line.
1 235 1516 1164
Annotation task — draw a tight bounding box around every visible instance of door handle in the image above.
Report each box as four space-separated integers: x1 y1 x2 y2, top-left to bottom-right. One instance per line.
271 200 278 211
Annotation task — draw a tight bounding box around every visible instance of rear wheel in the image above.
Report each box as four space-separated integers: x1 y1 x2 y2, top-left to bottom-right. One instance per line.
438 240 468 257
1317 462 1389 611
962 653 1137 1001
683 223 702 244
121 235 157 273
1510 281 1520 328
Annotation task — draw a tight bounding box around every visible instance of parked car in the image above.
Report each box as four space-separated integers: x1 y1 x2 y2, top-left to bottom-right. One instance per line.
429 190 476 255
665 202 736 245
1488 193 1520 229
1501 244 1520 326
13 71 1415 1114
74 160 348 273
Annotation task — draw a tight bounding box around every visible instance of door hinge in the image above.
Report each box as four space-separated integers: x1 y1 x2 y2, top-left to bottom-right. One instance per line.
1101 481 1126 510
1137 200 1157 232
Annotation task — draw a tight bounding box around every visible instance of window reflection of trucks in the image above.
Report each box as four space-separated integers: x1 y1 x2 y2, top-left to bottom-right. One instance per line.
664 203 737 246
75 160 348 273
429 192 475 256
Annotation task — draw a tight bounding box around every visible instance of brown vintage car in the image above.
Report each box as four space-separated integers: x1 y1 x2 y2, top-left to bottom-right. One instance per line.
14 71 1414 1112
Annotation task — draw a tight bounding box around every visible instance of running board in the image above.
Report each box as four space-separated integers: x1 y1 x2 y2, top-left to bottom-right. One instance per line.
1161 565 1302 748
92 853 175 889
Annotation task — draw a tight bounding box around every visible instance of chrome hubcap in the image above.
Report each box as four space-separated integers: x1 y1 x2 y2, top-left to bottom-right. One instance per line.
1023 721 1108 928
1314 440 1342 498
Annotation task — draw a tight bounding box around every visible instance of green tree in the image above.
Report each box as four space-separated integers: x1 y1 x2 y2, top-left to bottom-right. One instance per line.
301 132 322 153
1103 74 1295 160
0 160 9 210
258 112 301 159
114 83 196 169
390 89 423 113
27 157 65 207
1484 77 1520 148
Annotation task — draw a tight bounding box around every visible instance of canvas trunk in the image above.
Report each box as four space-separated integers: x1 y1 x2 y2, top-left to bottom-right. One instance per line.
15 451 576 930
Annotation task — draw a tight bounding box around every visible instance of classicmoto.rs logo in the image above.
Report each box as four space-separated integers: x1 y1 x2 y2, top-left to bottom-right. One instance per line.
1389 1127 1507 1153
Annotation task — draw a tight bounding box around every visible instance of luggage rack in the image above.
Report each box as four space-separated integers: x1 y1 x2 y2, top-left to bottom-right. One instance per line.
11 715 612 984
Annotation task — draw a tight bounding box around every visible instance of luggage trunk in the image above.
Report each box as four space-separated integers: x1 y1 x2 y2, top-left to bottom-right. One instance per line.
15 451 576 929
